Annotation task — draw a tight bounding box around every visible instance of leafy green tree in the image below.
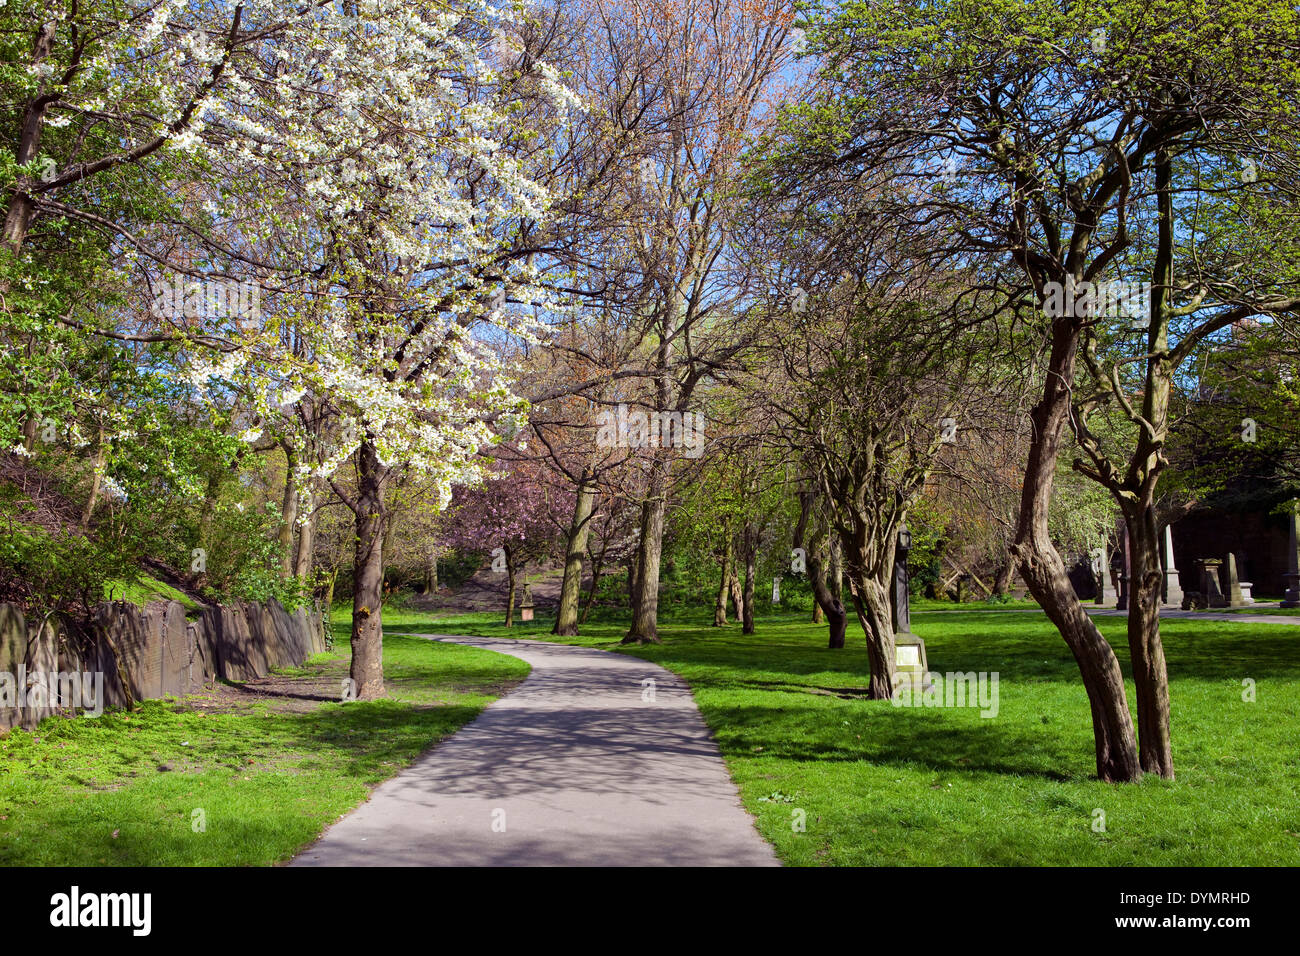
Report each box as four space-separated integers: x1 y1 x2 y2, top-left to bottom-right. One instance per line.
783 0 1300 779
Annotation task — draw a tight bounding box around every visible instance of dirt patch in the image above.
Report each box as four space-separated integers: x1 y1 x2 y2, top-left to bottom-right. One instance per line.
175 659 352 717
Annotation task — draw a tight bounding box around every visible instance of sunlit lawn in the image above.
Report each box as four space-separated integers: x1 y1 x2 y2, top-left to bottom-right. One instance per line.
394 603 1300 866
0 629 527 865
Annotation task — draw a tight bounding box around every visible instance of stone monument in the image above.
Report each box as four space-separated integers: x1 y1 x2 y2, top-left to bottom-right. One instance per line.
1098 547 1118 606
1162 525 1184 608
891 524 928 692
519 584 535 622
1201 558 1228 608
1224 553 1245 607
1224 553 1254 606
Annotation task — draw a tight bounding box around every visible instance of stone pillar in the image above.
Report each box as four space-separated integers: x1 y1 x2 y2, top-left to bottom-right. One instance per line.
1224 553 1248 608
771 576 781 605
1098 547 1118 606
1283 509 1300 608
1201 558 1228 608
1162 525 1184 608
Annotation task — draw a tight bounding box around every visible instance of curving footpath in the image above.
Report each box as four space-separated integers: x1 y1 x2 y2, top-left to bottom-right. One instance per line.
290 635 779 867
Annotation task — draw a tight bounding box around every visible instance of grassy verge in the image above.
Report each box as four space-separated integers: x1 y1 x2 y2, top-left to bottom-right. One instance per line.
103 573 201 611
394 604 1300 866
0 628 528 865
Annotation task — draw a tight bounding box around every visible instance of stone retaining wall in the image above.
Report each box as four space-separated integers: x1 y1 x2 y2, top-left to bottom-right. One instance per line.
0 599 328 733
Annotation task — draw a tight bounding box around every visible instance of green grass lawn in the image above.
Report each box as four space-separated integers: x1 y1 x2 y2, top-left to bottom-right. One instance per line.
0 627 528 865
394 604 1300 866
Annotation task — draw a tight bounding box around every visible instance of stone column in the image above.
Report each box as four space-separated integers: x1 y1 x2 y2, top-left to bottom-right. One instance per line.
1224 553 1246 607
771 576 781 605
1201 558 1228 608
1099 547 1118 606
1283 509 1300 608
1162 525 1184 608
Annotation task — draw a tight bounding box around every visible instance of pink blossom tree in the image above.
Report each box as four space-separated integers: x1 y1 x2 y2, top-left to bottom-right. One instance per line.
440 457 570 626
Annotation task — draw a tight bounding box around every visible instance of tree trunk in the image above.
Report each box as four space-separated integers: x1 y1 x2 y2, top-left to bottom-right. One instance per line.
423 547 439 594
580 536 607 624
2 23 55 256
843 549 897 698
808 540 847 648
349 439 388 700
622 461 667 644
741 523 757 635
714 538 732 626
553 473 596 636
293 487 317 582
278 446 299 578
80 425 106 529
323 566 338 611
1011 317 1141 782
626 550 638 607
728 562 743 620
504 549 517 628
1125 504 1173 778
1114 143 1175 779
992 558 1014 596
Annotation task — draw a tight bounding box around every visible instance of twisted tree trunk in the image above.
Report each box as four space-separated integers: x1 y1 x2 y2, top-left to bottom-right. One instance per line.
1012 317 1141 782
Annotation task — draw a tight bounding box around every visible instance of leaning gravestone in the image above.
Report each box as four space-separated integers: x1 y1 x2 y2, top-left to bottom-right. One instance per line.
99 602 163 702
0 604 26 731
21 618 58 729
161 601 189 697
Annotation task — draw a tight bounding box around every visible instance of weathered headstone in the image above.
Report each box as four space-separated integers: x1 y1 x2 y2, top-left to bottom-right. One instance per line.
161 601 189 697
1201 558 1228 608
22 618 58 729
102 602 164 701
1162 525 1184 608
0 604 25 732
1283 509 1300 608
